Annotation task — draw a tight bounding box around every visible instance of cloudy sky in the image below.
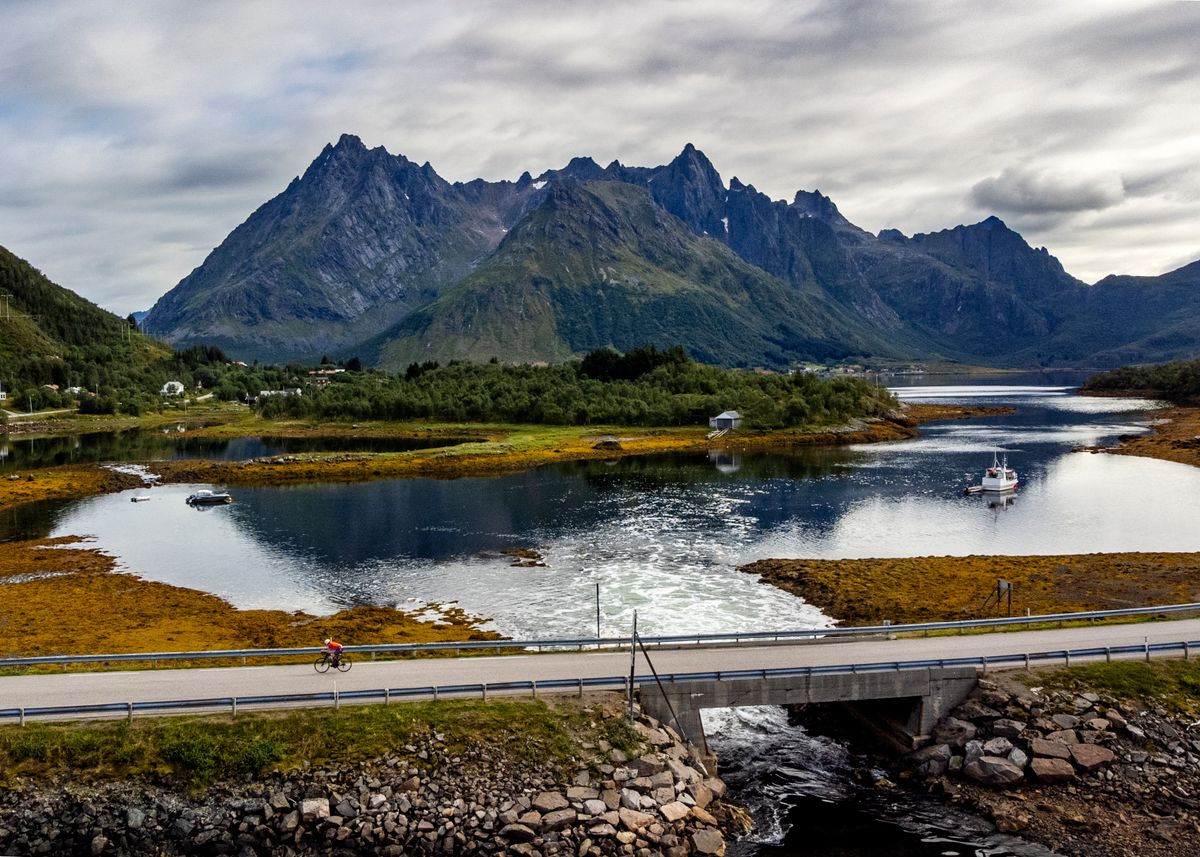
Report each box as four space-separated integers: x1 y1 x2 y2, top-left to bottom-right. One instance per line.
2 0 1198 314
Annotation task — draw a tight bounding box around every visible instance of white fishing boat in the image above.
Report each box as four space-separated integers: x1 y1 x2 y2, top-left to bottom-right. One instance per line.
980 452 1018 493
185 489 233 505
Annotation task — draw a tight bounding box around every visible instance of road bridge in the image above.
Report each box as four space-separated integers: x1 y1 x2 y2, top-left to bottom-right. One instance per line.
3 619 1198 747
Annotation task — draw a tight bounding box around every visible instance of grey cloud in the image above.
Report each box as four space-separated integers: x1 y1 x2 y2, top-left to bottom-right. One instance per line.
970 167 1124 216
1 0 1198 311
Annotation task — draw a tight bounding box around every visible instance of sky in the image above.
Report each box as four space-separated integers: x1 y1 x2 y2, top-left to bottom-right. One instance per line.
1 0 1198 315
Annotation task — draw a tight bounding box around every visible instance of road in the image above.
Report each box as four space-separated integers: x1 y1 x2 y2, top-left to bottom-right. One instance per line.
3 619 1199 718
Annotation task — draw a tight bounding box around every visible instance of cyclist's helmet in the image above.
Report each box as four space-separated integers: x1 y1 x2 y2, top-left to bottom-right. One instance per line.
324 638 331 644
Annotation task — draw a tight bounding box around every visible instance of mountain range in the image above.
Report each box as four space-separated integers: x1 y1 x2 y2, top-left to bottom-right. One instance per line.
143 135 1200 369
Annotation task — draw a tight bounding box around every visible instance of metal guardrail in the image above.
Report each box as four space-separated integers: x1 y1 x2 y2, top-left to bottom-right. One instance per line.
2 601 1198 670
3 639 1198 725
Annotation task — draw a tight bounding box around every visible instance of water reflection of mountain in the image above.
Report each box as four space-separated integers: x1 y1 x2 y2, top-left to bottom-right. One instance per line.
220 449 878 569
0 430 470 471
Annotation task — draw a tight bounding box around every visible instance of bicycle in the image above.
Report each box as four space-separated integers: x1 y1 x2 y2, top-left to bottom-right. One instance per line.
314 652 352 673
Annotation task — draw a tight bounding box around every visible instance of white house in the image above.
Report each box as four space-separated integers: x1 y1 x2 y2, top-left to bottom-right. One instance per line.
161 381 185 396
708 410 743 430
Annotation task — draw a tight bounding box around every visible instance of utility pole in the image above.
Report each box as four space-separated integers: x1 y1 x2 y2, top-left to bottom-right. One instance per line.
627 611 638 722
0 294 10 319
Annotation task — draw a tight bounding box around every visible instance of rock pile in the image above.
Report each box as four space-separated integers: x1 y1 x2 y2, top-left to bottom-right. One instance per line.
906 677 1128 789
901 675 1200 853
0 708 741 856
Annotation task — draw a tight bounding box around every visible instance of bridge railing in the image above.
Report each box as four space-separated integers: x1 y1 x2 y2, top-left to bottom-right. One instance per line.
2 601 1198 670
3 638 1198 725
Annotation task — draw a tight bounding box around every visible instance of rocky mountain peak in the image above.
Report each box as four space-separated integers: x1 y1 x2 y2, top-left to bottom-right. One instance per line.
646 145 727 239
334 133 366 151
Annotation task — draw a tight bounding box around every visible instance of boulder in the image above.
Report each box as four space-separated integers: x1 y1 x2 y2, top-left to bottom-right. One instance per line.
963 756 1024 787
300 798 330 821
1007 747 1029 769
533 791 569 812
498 823 537 842
982 737 1014 757
1051 713 1080 730
1084 717 1111 732
618 806 655 832
660 801 690 823
1045 729 1078 744
1069 743 1116 772
907 743 952 779
1030 757 1076 783
702 777 727 800
583 799 608 816
540 808 577 831
933 717 977 748
954 700 1002 721
692 828 726 855
964 740 984 765
632 755 669 776
1029 737 1072 760
687 782 714 809
567 786 599 801
992 718 1026 739
667 758 702 784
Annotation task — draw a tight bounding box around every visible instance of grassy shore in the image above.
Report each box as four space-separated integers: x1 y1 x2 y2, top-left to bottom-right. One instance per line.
0 538 498 662
741 552 1200 626
0 696 641 788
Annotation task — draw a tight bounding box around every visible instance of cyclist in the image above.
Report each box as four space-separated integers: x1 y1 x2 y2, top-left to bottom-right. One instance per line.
322 637 345 669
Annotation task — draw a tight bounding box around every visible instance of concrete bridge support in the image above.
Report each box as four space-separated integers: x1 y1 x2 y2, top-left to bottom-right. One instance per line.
638 666 978 769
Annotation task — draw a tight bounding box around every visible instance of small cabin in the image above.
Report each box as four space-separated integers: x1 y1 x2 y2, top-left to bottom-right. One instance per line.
708 410 743 430
161 380 185 396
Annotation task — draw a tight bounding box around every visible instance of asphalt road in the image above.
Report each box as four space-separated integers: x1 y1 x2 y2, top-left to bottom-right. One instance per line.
3 619 1199 719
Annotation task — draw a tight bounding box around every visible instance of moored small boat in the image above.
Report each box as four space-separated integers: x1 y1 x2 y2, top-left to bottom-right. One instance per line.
185 489 233 505
980 452 1018 492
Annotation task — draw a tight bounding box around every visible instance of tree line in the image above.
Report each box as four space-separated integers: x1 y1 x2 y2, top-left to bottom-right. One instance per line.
256 346 897 429
1082 359 1200 403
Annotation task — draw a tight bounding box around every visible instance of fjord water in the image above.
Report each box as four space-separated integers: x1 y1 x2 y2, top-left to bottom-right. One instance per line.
6 379 1200 643
6 377 1193 853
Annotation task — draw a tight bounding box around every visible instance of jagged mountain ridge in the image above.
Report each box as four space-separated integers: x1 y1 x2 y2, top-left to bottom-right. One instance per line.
144 137 1200 368
371 180 891 369
144 135 544 362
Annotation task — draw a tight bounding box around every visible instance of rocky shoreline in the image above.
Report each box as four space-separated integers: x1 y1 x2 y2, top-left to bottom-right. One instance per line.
898 673 1200 856
0 703 745 856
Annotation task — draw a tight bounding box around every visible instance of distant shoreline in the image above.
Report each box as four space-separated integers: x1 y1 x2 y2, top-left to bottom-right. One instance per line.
1 403 1004 512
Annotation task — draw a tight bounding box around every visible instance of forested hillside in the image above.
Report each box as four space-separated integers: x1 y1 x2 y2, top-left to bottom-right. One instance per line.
258 346 898 429
1083 359 1200 403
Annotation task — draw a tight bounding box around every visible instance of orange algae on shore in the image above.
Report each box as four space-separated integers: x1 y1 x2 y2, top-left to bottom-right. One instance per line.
0 538 499 661
1086 405 1200 470
742 553 1200 626
0 466 143 512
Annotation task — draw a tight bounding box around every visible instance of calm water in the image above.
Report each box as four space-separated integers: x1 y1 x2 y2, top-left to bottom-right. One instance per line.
3 382 1193 642
0 430 473 472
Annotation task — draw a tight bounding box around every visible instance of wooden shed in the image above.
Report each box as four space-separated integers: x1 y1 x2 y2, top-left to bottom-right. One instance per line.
708 410 743 430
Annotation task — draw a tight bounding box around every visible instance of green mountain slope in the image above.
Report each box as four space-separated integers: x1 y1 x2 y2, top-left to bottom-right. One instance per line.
372 181 901 370
0 246 169 400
